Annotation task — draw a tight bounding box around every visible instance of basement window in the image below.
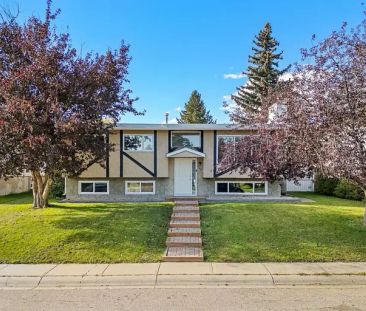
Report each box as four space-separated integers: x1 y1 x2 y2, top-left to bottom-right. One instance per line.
79 181 109 194
125 181 155 195
215 181 267 195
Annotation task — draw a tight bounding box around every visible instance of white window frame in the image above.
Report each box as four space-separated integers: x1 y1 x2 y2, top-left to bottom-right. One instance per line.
170 131 202 150
123 134 154 152
125 180 156 195
214 181 268 195
78 180 109 195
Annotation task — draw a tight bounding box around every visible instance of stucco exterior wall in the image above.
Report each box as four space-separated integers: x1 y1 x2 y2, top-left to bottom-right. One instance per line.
0 176 32 196
157 131 169 177
66 156 281 202
203 131 214 178
109 131 120 178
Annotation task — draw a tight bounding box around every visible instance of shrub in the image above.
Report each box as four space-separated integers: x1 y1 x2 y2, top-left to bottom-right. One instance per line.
314 174 339 196
334 179 364 201
50 176 65 198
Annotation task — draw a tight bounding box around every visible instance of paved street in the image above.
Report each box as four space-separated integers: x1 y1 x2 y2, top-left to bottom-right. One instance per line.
1 287 366 311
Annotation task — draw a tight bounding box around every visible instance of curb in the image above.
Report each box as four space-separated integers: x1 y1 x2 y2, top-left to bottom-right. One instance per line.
1 274 366 289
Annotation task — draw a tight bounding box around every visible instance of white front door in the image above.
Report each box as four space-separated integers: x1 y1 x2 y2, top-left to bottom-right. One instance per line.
174 158 197 196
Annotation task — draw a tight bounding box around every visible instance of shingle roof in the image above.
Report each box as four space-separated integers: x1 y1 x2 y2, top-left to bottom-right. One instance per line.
115 123 257 131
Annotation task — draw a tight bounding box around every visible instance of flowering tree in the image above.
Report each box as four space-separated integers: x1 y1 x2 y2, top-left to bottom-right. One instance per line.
0 1 138 207
225 18 366 224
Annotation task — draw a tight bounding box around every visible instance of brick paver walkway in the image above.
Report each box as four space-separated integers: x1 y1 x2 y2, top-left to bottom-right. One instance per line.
163 200 203 262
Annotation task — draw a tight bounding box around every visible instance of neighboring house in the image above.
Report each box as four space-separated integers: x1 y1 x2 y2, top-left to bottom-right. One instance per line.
65 123 282 201
286 177 314 192
0 173 32 196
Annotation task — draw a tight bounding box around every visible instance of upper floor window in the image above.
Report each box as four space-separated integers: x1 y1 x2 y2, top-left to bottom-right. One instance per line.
123 134 154 151
171 131 201 150
217 135 243 163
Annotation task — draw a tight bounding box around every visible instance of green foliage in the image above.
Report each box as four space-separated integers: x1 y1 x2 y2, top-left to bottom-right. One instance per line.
334 180 364 201
0 192 172 263
315 175 364 201
232 22 288 122
178 90 216 124
201 192 366 262
314 174 339 196
50 176 65 198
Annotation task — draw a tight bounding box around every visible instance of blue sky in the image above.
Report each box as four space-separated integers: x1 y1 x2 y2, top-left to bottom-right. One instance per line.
6 0 363 123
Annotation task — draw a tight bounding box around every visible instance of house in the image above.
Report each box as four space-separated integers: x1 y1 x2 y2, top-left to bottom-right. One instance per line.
0 173 32 196
65 123 282 201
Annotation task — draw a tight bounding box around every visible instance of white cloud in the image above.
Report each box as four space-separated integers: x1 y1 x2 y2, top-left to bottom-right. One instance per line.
161 117 178 124
221 94 237 112
175 106 182 112
279 72 293 81
168 117 178 124
223 73 245 79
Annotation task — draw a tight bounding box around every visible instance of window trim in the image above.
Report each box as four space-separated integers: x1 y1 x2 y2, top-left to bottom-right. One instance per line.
170 131 202 151
125 180 156 195
123 134 154 152
214 181 268 195
78 180 109 195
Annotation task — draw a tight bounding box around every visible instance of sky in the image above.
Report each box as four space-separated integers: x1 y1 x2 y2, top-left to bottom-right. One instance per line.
4 0 364 124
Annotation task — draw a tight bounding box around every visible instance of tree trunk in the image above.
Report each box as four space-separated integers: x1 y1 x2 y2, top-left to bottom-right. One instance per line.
364 190 366 226
31 171 53 208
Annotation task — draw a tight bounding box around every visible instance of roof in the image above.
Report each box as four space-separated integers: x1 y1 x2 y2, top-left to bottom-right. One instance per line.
115 123 257 131
166 147 206 158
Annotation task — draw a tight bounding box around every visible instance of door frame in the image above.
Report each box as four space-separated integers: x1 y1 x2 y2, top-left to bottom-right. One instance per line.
173 158 198 197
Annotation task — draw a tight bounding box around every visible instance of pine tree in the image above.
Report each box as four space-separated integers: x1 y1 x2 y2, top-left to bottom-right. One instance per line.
231 22 288 122
178 90 216 124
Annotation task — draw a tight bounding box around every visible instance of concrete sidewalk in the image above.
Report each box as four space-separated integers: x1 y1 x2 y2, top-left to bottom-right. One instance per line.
0 262 366 289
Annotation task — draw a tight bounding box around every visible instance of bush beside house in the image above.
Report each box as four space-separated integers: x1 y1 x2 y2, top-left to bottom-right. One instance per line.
315 174 364 201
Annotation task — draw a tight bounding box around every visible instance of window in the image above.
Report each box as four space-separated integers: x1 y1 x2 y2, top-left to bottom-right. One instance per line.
171 131 201 150
125 181 155 194
216 135 258 164
217 135 246 163
123 134 154 151
215 181 267 195
79 181 109 194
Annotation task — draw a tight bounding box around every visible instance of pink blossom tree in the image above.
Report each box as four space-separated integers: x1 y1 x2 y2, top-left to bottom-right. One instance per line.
0 1 139 207
226 17 366 224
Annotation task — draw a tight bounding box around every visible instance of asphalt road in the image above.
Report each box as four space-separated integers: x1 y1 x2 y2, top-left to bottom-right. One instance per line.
1 287 366 311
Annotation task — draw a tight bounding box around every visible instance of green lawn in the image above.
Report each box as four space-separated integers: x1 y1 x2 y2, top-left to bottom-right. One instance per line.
201 193 366 262
1 192 365 263
0 192 172 263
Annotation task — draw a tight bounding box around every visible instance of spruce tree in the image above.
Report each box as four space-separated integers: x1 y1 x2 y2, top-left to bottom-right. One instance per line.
231 22 288 122
178 90 216 124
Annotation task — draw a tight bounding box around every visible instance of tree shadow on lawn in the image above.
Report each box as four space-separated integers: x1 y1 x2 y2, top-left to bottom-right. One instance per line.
47 203 172 262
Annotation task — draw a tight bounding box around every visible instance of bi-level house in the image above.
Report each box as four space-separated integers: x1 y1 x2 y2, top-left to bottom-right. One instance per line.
65 123 281 201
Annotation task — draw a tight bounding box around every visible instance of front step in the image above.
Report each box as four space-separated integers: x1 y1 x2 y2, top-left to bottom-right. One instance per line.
169 220 200 228
171 212 200 221
173 206 199 213
168 227 201 237
174 200 199 206
166 236 202 247
163 247 203 262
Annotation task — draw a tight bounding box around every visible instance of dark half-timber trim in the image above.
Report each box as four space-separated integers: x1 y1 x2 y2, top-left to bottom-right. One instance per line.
122 151 155 177
106 133 109 178
213 130 217 177
153 130 157 177
168 130 172 152
200 130 204 152
120 130 124 177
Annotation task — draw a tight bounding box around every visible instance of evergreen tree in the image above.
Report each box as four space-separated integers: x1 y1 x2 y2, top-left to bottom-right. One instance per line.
231 22 288 122
178 90 216 124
